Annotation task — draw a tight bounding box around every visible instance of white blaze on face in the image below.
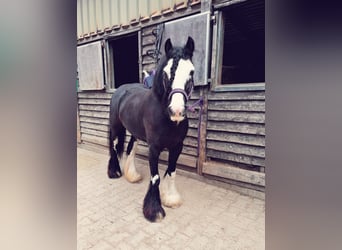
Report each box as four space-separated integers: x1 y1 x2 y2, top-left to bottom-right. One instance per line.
163 58 195 123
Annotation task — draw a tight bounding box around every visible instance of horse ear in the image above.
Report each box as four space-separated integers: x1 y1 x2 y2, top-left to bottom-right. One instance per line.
165 38 173 56
185 36 195 55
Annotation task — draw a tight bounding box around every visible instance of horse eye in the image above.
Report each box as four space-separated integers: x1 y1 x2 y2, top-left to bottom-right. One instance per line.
189 70 194 76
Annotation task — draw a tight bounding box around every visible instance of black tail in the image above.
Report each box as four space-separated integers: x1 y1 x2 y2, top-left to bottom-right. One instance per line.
115 127 126 159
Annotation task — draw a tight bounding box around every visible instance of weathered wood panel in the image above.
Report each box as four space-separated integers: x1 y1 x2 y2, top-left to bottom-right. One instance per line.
81 127 108 138
78 98 111 105
208 100 265 112
207 131 265 147
78 92 112 99
203 161 265 186
205 88 265 174
79 104 110 112
82 133 108 146
207 149 265 167
208 91 265 101
207 121 265 135
78 92 111 149
80 116 109 125
77 107 81 143
79 110 109 119
183 136 198 148
207 141 265 158
207 111 264 123
77 42 105 90
181 146 198 157
187 128 199 137
80 122 109 132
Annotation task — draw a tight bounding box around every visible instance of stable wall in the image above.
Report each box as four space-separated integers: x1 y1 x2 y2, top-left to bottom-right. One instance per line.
77 0 265 198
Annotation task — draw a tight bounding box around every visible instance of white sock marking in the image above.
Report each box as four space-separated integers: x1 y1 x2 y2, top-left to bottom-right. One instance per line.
161 171 182 208
151 174 159 185
124 141 142 183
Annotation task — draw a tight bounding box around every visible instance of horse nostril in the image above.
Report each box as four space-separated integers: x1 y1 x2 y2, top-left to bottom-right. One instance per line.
168 107 174 116
169 106 185 117
175 109 185 117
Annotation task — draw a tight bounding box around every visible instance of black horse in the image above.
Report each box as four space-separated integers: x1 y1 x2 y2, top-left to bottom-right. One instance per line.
107 37 195 222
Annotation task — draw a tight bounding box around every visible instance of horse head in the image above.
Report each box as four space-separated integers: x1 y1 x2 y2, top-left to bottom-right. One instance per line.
153 36 195 124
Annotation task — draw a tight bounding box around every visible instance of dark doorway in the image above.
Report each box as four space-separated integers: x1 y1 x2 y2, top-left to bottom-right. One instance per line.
110 33 139 88
221 0 265 84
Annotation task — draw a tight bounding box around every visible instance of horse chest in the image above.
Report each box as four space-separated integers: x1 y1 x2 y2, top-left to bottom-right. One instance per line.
152 120 188 148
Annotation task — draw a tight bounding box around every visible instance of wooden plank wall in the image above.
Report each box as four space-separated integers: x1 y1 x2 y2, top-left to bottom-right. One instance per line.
78 92 111 148
203 90 265 173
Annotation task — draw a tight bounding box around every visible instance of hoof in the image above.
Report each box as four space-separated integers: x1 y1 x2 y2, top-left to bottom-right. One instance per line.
161 193 182 208
143 203 165 222
160 172 182 208
107 169 122 179
143 183 166 222
125 170 143 183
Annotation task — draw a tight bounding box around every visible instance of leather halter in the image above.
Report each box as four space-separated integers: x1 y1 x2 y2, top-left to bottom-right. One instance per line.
163 69 194 102
168 88 190 102
165 76 194 102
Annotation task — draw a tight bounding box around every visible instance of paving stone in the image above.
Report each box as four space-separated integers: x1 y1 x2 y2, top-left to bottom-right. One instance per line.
77 147 265 250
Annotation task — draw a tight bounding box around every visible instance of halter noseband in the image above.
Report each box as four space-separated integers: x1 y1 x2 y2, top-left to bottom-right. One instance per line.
168 88 191 102
163 73 194 102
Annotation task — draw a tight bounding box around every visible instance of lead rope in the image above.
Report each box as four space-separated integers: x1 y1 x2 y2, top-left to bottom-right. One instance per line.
186 96 204 156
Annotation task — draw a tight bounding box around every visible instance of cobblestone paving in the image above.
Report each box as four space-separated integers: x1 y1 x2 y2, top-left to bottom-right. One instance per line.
77 147 265 250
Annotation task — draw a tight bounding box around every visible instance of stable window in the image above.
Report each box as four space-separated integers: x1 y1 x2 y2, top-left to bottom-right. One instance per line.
106 32 140 89
214 0 265 87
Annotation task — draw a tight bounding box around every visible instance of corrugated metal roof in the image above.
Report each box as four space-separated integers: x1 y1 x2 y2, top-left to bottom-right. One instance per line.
77 0 201 40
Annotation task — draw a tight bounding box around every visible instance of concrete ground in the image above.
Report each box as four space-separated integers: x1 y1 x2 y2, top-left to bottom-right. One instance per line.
77 147 265 250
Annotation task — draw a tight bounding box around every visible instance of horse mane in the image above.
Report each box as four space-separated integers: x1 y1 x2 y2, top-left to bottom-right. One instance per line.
151 55 169 100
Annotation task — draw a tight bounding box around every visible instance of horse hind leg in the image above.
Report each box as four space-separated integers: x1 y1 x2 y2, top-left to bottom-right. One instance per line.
107 126 125 178
124 136 142 183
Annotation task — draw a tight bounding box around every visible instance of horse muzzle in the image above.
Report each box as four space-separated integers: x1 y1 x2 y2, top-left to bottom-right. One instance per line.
168 106 186 123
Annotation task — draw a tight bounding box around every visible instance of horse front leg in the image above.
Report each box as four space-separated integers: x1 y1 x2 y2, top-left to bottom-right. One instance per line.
143 145 165 222
161 142 183 208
